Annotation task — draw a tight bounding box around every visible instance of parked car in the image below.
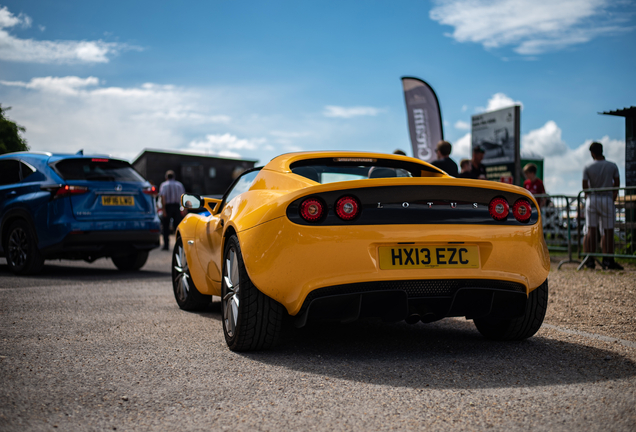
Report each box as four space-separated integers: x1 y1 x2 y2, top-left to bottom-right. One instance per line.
0 151 161 274
172 151 550 351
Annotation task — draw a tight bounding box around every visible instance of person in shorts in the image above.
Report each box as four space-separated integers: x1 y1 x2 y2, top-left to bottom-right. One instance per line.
582 142 622 270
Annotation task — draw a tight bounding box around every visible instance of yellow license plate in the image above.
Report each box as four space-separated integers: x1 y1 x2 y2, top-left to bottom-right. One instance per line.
101 196 134 206
379 245 479 269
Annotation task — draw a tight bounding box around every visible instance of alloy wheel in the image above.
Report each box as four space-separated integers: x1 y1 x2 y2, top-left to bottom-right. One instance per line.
173 243 190 303
223 247 240 338
8 227 28 269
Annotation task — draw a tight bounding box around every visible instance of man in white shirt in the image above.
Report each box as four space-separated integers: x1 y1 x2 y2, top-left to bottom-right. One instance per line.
158 170 186 251
582 142 622 270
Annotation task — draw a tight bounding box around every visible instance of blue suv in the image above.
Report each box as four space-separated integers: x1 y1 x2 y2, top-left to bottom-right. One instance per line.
0 152 161 275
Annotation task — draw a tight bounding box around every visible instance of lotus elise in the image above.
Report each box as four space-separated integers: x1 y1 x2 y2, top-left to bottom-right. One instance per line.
172 151 550 351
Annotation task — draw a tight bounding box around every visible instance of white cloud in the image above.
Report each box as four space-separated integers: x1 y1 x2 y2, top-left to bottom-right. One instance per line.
454 132 472 161
477 93 523 112
429 0 632 55
1 76 100 95
188 133 267 158
0 6 26 28
520 121 624 194
454 120 470 130
449 92 624 194
0 6 136 64
323 105 384 118
450 124 624 194
521 120 569 156
0 76 237 160
3 75 395 164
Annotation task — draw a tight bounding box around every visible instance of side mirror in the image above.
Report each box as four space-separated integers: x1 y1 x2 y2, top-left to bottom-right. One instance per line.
181 193 202 210
181 194 222 215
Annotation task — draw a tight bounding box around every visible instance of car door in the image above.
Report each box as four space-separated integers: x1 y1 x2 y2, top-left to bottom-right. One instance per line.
0 160 21 216
195 169 261 283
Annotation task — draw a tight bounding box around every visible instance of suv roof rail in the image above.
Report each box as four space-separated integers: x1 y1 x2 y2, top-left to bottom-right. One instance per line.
3 151 53 157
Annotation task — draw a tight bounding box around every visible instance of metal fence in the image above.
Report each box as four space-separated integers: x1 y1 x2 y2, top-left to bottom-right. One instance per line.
534 194 580 269
535 187 636 270
575 187 636 269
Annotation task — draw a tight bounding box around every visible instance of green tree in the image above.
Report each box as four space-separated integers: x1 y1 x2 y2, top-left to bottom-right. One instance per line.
0 105 29 154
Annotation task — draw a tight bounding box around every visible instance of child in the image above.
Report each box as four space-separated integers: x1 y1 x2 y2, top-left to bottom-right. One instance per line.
458 158 471 177
523 163 546 206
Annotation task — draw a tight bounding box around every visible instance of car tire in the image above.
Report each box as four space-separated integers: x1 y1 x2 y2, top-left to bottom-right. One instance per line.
474 279 548 341
222 235 285 351
172 237 211 311
111 250 149 271
5 220 45 275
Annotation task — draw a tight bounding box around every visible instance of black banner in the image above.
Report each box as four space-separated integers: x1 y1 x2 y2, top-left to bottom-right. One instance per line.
401 77 443 163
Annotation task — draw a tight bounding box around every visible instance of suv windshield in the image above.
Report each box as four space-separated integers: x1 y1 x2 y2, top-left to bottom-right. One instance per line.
53 158 145 182
290 157 443 184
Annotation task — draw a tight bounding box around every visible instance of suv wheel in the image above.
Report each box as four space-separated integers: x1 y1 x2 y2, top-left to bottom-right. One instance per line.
111 250 149 271
5 220 45 275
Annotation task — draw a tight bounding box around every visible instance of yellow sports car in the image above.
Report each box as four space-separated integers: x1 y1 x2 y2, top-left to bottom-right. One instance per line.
173 151 550 351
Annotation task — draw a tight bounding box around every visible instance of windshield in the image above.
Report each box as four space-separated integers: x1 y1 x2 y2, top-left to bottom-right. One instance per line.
53 158 146 182
290 157 443 184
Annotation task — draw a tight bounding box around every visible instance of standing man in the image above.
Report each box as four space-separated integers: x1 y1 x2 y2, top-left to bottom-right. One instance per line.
458 145 487 179
159 170 186 251
582 142 622 270
431 140 459 177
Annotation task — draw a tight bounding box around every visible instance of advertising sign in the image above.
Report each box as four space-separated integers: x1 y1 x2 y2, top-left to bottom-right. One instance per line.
471 105 521 184
401 77 443 163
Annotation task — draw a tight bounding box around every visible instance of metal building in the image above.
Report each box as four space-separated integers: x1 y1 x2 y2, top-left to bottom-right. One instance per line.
601 106 635 188
132 149 257 196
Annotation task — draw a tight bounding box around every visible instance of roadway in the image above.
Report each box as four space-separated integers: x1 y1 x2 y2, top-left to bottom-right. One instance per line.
1 245 635 431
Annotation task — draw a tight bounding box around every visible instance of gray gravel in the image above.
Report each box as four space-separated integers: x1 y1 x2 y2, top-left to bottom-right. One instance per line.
1 247 635 431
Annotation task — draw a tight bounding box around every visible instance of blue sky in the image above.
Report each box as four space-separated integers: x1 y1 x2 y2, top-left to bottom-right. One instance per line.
0 0 634 194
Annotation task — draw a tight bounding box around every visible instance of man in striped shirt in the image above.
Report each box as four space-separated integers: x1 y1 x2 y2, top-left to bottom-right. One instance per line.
159 170 186 250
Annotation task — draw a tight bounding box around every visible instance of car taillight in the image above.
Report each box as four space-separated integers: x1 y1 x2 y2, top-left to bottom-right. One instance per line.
299 198 325 222
488 197 509 221
143 185 157 195
52 185 89 199
335 196 360 221
512 199 532 222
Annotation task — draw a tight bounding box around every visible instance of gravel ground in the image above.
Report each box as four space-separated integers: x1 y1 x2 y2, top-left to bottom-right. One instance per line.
0 246 635 431
544 259 636 342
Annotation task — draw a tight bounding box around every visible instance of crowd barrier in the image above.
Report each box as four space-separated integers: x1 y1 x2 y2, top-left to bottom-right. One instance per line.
575 187 636 270
534 194 579 269
535 187 636 270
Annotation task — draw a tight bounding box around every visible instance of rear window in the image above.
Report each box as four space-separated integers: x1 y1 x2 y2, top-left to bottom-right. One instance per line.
53 158 145 182
290 157 443 184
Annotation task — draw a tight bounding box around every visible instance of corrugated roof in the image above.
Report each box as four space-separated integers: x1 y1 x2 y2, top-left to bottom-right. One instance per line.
599 106 636 117
132 148 258 165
